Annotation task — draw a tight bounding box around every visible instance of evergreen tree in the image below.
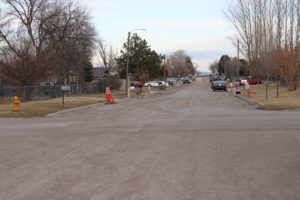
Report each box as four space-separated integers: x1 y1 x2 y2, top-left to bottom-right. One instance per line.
84 59 94 82
119 68 126 79
218 55 231 75
115 33 164 79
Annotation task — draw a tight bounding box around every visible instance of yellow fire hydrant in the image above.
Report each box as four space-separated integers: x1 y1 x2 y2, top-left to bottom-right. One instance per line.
13 96 20 111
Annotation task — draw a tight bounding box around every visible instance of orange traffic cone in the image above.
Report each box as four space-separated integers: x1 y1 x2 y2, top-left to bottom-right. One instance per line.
106 87 115 104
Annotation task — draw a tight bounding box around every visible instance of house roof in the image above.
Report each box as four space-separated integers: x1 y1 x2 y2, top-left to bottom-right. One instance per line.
109 72 119 76
92 68 102 76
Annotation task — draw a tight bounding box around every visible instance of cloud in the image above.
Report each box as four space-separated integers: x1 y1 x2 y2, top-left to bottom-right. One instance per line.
156 32 238 71
121 19 227 28
186 50 229 60
84 1 119 8
92 11 128 16
159 35 234 52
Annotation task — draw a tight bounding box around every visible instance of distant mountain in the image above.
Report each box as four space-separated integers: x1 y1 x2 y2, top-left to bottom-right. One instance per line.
199 72 212 76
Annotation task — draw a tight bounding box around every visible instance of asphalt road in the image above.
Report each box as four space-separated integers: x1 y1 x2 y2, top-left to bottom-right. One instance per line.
1 80 300 200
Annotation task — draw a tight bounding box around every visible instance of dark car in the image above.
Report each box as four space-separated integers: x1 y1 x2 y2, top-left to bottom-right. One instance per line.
183 79 190 84
213 81 227 91
130 81 138 87
211 78 222 89
130 81 143 88
167 81 174 86
135 81 143 87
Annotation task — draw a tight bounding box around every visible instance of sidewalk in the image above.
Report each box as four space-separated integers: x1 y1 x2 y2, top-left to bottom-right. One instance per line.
227 86 261 109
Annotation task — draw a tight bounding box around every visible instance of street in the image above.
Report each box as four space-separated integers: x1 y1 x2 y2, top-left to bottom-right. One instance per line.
1 79 300 200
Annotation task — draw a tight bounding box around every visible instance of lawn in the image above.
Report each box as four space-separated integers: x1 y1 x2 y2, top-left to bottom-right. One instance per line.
0 97 105 118
236 83 300 110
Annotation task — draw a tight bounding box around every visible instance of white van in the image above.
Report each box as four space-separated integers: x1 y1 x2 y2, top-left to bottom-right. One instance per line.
40 81 54 86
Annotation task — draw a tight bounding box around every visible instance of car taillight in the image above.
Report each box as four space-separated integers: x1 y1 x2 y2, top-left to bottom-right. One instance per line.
214 84 216 86
223 84 226 86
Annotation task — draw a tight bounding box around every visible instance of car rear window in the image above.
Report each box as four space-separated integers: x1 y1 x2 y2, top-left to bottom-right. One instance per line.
215 81 225 84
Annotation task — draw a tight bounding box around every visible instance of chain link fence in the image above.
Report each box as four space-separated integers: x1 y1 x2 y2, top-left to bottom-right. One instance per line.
0 84 82 101
0 78 122 101
82 78 121 94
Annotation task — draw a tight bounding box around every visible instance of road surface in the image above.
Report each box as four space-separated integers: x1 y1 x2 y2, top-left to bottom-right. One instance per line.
1 80 300 200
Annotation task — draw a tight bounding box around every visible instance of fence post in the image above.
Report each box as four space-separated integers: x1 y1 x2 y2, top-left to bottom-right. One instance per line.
96 83 98 95
266 84 268 100
24 86 25 102
33 86 35 100
277 84 279 98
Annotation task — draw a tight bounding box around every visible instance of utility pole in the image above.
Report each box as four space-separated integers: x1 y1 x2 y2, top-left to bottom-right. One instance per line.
164 57 166 89
220 56 223 76
237 40 240 80
126 32 130 95
189 57 192 76
0 75 2 100
222 58 224 78
125 29 146 95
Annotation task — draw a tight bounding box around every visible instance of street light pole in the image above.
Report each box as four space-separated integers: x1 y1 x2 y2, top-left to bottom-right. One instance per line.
0 74 2 100
126 32 130 95
125 29 146 95
237 40 240 80
164 58 166 89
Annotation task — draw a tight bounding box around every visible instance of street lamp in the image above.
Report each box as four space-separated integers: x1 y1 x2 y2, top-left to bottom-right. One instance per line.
0 73 3 100
126 28 146 95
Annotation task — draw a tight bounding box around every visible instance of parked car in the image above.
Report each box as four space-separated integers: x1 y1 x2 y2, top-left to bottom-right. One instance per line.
135 81 143 87
144 81 165 87
235 77 262 86
213 81 227 91
211 78 222 89
167 81 174 86
130 81 138 87
183 79 190 84
40 81 54 86
160 81 169 87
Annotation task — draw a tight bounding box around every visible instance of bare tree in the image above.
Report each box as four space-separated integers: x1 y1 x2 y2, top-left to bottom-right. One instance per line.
209 60 219 74
168 50 191 77
223 0 300 79
0 0 96 85
95 38 118 73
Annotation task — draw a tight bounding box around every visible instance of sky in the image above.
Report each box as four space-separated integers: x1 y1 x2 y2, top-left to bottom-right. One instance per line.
86 0 238 72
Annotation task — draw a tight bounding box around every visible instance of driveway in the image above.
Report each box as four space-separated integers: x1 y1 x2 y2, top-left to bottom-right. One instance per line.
1 80 300 200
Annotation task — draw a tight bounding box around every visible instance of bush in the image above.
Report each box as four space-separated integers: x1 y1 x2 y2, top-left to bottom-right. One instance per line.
102 76 121 90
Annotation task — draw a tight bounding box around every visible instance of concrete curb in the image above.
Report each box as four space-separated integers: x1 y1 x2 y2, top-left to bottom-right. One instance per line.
227 90 261 110
143 84 182 98
46 99 130 117
47 84 182 117
46 102 106 117
143 93 160 98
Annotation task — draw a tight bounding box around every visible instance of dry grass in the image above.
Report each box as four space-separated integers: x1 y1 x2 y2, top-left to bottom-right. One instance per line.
236 83 300 110
0 97 105 118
